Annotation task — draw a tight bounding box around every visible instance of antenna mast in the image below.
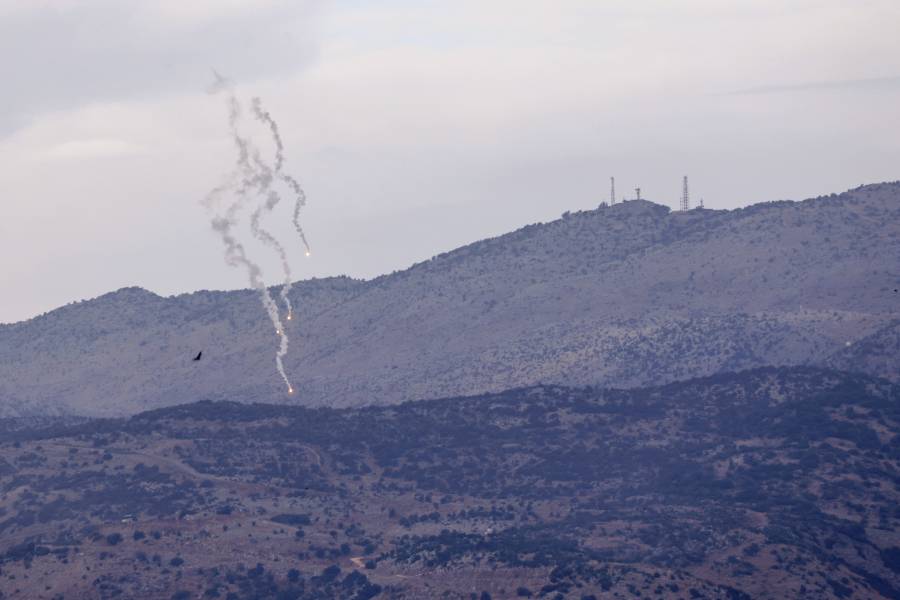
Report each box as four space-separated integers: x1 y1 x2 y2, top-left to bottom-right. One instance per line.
680 176 690 211
634 187 641 201
610 177 616 205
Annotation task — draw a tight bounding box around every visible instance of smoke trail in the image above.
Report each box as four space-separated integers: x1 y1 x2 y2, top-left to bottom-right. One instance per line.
204 74 297 394
222 93 297 318
251 97 312 257
230 140 296 319
250 97 285 172
210 216 292 393
250 185 295 319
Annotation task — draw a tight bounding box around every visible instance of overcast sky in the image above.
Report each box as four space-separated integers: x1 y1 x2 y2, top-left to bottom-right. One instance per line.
2 0 899 323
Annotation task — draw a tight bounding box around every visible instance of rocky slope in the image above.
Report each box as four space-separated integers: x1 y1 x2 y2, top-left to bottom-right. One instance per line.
1 367 898 599
1 182 898 417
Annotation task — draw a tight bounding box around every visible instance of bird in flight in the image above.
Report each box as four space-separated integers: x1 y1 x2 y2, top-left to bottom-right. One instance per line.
193 351 203 362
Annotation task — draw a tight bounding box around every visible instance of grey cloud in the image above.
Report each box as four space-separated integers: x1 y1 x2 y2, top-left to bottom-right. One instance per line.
724 75 900 95
0 0 322 137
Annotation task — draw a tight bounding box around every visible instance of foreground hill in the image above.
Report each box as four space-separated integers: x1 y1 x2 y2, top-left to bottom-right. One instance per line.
1 182 899 417
1 367 898 599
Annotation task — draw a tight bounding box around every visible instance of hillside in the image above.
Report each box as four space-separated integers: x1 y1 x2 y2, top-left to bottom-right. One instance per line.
1 182 899 417
1 367 898 599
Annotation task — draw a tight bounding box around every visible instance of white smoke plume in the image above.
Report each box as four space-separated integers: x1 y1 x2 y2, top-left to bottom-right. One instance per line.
250 183 295 319
231 141 295 318
251 97 312 257
204 72 310 394
210 216 292 393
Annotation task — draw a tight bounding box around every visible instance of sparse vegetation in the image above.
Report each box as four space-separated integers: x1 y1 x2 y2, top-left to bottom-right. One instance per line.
0 367 898 598
2 183 898 418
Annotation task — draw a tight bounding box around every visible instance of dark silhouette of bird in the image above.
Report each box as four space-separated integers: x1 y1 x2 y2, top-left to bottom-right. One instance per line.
193 351 203 362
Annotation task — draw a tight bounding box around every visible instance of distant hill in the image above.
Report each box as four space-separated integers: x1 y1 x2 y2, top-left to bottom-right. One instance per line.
1 182 898 417
825 318 900 378
2 367 898 598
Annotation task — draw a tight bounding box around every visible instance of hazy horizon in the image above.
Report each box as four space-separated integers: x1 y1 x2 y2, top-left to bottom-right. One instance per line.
2 0 899 323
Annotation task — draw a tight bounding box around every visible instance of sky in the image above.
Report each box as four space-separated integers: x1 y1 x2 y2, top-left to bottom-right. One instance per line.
1 0 899 323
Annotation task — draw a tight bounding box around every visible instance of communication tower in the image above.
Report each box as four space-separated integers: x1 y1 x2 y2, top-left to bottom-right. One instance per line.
610 177 616 205
634 187 641 201
680 176 690 212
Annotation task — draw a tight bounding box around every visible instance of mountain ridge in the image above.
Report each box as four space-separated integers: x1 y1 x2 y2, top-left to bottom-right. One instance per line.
1 182 898 417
